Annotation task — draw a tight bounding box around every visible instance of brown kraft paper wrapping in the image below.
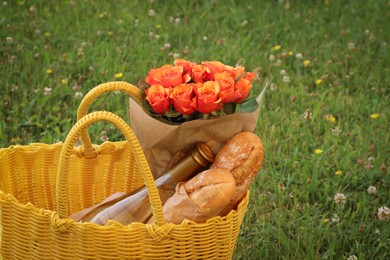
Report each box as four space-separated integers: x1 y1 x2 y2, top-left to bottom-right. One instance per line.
129 85 267 178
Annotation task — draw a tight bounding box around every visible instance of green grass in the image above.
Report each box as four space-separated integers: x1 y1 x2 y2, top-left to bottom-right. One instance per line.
1 0 389 259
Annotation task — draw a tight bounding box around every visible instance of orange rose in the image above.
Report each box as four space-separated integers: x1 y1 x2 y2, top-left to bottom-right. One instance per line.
191 64 207 83
170 84 197 115
145 84 172 114
233 77 252 103
214 71 238 103
194 81 222 114
202 61 226 74
174 59 195 74
160 65 185 88
145 67 164 86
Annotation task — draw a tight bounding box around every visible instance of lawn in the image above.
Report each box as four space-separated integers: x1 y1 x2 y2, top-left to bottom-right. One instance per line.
1 0 389 259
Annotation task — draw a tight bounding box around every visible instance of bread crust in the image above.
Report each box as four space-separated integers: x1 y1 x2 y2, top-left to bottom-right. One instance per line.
211 131 264 215
184 168 236 217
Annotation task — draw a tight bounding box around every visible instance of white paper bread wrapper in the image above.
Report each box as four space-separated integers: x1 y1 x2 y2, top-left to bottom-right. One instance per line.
129 85 267 178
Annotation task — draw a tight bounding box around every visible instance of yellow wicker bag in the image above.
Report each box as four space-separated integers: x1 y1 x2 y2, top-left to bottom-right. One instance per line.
0 82 250 259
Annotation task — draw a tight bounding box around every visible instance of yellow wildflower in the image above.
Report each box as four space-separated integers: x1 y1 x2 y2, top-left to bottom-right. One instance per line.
44 32 51 37
272 45 282 51
98 13 105 18
335 170 343 175
323 219 329 224
46 69 53 75
288 51 294 56
315 79 323 85
325 114 336 123
370 113 380 119
284 2 291 10
115 72 123 79
314 149 323 154
303 60 311 67
155 24 162 29
108 31 114 36
61 79 68 85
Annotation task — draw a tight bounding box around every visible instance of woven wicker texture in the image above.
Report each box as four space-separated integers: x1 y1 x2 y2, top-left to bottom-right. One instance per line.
0 105 249 259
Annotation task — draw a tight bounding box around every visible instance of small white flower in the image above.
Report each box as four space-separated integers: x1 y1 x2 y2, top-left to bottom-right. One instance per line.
348 42 356 50
347 255 358 260
268 54 275 62
154 34 160 40
282 75 290 83
169 16 174 23
295 53 303 60
148 31 154 38
44 87 52 96
333 193 347 204
203 36 208 41
377 206 389 221
175 18 181 25
241 20 248 27
367 186 377 195
173 53 180 59
331 214 340 223
148 9 156 17
331 127 342 135
163 42 171 49
364 29 370 36
3 1 7 7
6 36 13 44
270 83 278 91
100 130 109 142
280 69 287 75
74 91 83 99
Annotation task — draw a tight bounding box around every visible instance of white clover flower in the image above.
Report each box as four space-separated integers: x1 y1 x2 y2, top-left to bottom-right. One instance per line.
203 36 208 41
6 36 13 44
347 255 358 260
148 31 154 38
74 91 83 99
295 53 303 60
268 54 275 62
241 20 248 27
348 42 356 50
175 18 180 25
333 193 347 204
364 29 370 36
367 186 377 195
44 87 52 96
331 214 340 223
282 75 290 83
173 53 180 59
163 42 171 49
148 9 156 17
331 127 342 135
100 130 109 142
377 206 389 221
280 69 287 75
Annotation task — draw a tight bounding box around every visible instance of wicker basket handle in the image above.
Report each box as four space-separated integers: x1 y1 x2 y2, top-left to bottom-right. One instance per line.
56 111 165 226
77 81 143 152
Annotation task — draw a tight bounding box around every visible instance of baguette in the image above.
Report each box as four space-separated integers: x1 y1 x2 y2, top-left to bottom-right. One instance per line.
162 168 236 224
211 131 264 215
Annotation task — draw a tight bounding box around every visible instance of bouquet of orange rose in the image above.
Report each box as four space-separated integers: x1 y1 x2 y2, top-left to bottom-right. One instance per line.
142 59 258 124
129 59 266 178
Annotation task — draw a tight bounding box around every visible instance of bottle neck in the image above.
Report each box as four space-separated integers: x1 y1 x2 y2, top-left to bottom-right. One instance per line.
168 143 214 183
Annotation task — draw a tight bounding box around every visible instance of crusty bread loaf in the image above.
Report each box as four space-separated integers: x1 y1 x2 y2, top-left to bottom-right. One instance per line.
162 168 236 224
211 131 264 215
184 168 236 217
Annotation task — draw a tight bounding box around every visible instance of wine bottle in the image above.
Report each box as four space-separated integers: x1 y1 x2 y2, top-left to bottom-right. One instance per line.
83 142 214 225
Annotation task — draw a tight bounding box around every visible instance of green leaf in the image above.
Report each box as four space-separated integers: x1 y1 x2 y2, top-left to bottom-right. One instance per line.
236 98 259 113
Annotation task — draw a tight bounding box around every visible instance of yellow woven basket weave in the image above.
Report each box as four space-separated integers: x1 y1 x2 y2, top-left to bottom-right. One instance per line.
0 82 249 259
